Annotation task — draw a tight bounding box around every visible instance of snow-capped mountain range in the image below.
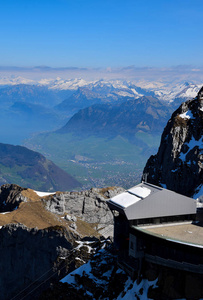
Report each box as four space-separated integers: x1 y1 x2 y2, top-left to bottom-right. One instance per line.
0 75 202 103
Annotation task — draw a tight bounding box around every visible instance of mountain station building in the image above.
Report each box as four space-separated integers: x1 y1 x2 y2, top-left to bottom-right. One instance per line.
107 182 203 277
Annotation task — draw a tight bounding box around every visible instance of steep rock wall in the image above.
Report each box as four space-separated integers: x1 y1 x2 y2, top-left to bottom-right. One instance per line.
43 187 124 237
0 184 27 212
143 87 203 197
0 223 75 300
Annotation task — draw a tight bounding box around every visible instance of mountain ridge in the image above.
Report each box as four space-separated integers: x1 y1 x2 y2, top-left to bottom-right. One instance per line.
57 95 173 138
0 143 81 191
143 87 203 197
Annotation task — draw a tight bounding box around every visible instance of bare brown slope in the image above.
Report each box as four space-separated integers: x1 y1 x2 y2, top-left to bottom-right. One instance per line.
0 187 97 237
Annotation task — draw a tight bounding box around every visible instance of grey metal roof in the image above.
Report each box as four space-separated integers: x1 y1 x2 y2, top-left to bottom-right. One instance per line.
108 182 196 220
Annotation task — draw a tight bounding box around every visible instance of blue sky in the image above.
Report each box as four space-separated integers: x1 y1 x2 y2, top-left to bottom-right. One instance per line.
0 0 203 68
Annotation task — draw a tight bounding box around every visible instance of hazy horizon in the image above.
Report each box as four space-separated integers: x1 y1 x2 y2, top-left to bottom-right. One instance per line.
0 64 203 84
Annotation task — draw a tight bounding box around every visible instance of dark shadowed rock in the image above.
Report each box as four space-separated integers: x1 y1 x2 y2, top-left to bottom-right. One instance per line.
0 223 75 300
143 87 203 197
0 184 27 212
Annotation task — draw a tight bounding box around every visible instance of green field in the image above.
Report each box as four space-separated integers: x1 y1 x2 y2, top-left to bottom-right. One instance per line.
24 132 161 189
0 164 47 190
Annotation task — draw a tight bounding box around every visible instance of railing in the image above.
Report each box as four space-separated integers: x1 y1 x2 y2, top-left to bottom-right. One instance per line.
145 254 203 274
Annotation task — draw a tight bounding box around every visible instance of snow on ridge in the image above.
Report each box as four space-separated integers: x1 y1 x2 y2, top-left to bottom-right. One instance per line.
38 78 55 85
115 91 135 97
117 277 158 300
175 85 201 99
0 76 35 86
0 75 202 104
61 256 158 300
61 259 109 287
49 78 91 90
131 88 141 96
179 136 203 162
153 82 202 102
179 110 195 120
75 240 96 254
61 261 92 286
34 191 56 197
134 80 164 90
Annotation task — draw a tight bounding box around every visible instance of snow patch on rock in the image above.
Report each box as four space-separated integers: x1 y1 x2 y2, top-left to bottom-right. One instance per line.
61 248 158 300
34 190 56 197
179 110 194 120
179 136 203 162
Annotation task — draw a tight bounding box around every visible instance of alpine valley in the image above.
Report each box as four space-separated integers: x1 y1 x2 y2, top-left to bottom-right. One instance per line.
0 85 201 300
0 76 202 191
8 77 198 190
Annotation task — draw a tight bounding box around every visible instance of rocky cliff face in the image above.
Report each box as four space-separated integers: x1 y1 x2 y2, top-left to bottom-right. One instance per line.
44 249 202 300
0 223 75 300
0 184 27 212
0 184 124 299
43 187 124 237
143 87 203 197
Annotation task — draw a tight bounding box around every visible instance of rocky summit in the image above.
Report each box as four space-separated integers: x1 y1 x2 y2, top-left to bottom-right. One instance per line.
43 186 124 237
0 184 124 300
0 223 75 300
143 87 203 197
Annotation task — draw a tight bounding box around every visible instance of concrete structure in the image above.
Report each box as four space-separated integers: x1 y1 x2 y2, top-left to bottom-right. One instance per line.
108 182 203 277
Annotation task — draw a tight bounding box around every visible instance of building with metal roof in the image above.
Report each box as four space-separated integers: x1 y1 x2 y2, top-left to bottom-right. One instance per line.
108 182 196 222
107 182 203 277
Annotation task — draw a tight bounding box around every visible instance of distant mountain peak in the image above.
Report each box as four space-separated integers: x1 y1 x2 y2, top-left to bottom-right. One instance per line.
57 95 172 137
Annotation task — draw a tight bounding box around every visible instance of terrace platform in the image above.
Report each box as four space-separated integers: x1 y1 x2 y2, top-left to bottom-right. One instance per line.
135 221 203 248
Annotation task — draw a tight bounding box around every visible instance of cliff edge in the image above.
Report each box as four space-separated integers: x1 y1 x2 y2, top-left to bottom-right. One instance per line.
143 87 203 197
